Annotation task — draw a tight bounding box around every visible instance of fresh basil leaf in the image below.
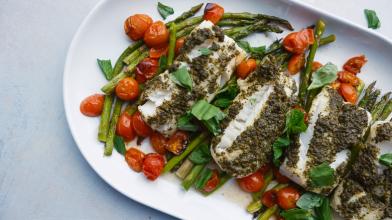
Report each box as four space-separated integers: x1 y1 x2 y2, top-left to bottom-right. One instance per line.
286 109 308 135
177 113 199 132
114 135 126 155
364 9 381 29
157 2 174 20
309 162 335 187
237 41 251 53
194 167 213 189
296 193 323 210
199 48 212 56
189 143 211 164
280 208 315 220
97 59 113 80
273 136 290 166
215 78 239 100
170 67 193 91
191 100 224 121
203 117 222 136
213 98 232 108
379 153 392 167
158 55 168 73
315 197 332 220
308 62 338 90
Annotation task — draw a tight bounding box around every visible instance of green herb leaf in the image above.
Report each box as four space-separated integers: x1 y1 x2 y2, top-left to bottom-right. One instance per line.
285 109 308 134
199 48 212 56
189 143 211 164
157 2 174 20
296 193 323 210
114 135 126 155
170 67 193 91
379 153 392 167
273 136 290 166
97 59 113 80
237 40 266 57
215 77 239 100
213 98 232 108
177 113 199 132
364 9 381 29
308 62 338 90
314 197 332 220
309 162 335 187
202 117 222 136
194 167 213 189
237 41 251 53
191 100 224 121
158 55 168 73
280 208 315 220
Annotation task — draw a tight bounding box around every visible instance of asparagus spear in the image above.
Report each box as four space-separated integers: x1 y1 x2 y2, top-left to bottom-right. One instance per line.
98 95 114 142
176 25 197 38
182 164 205 190
217 19 254 27
228 24 283 40
167 23 177 66
104 98 123 156
371 92 391 120
166 3 204 26
176 16 204 30
97 41 143 142
380 99 392 120
101 51 149 94
163 132 209 173
203 173 231 196
258 205 278 220
358 81 376 108
222 12 293 30
299 19 326 107
365 89 381 112
123 45 148 65
319 34 336 46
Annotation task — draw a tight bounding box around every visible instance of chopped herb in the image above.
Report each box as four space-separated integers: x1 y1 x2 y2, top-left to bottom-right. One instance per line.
177 113 199 132
194 167 213 189
379 153 392 167
170 67 193 91
202 117 222 136
280 208 314 220
158 55 168 73
113 135 126 155
364 9 381 29
285 109 308 134
213 98 232 108
189 142 211 164
157 2 174 20
191 100 225 121
237 40 266 58
308 62 338 90
314 197 332 220
97 59 113 80
296 192 323 210
273 136 290 166
309 162 335 187
198 48 212 56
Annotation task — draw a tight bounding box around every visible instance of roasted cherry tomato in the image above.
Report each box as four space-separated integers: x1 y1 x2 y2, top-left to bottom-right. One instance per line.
283 29 314 54
144 21 169 48
237 171 265 193
80 94 104 117
343 55 367 74
330 80 341 90
261 189 277 208
125 147 145 172
276 186 300 210
287 53 305 75
135 57 159 83
339 83 358 104
175 37 185 55
150 131 168 154
149 45 168 59
115 77 139 101
166 131 188 155
338 71 360 86
311 61 323 72
273 168 290 184
132 111 152 137
259 164 272 175
236 58 257 79
116 112 136 141
124 14 153 41
203 170 220 193
203 3 224 24
142 153 165 181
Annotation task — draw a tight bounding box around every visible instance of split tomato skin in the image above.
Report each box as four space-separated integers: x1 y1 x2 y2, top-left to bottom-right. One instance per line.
339 83 358 104
276 186 300 210
261 189 277 208
236 58 257 79
144 21 169 48
142 153 165 181
124 14 153 41
203 3 224 24
175 37 185 55
338 71 360 86
166 131 189 155
116 112 136 142
115 77 139 101
150 131 168 154
343 55 367 74
132 111 152 137
125 147 145 172
80 94 105 117
287 53 305 75
283 29 314 54
135 57 159 83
